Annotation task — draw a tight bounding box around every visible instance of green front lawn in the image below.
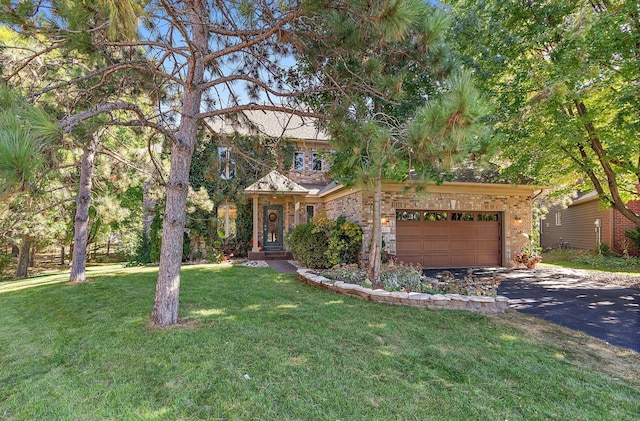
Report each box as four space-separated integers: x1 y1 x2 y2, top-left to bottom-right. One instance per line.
1 264 639 420
542 248 640 274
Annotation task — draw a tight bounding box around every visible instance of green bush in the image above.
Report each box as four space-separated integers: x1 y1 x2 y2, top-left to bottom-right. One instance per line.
624 227 640 249
327 216 363 266
149 212 162 263
127 231 152 266
286 219 331 269
380 262 424 292
0 252 12 276
287 215 363 269
323 264 367 284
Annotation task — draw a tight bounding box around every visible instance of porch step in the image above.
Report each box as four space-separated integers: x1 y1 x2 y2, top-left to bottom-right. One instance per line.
248 250 294 261
263 251 293 260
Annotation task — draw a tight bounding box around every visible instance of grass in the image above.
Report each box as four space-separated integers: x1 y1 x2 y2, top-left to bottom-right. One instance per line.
542 248 640 274
1 263 639 420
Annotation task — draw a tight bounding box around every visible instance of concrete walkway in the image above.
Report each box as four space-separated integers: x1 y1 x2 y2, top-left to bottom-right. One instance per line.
266 260 298 274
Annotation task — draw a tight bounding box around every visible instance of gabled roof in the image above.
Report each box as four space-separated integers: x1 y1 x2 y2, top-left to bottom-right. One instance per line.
244 170 309 195
208 110 329 141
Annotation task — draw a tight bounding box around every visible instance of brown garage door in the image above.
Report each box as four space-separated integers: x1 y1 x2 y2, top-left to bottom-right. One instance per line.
396 210 501 268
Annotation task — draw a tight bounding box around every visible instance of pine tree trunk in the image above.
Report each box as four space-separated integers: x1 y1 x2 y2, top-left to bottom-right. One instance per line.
60 246 65 265
29 243 36 267
151 1 206 326
69 132 100 282
15 236 31 278
368 177 383 288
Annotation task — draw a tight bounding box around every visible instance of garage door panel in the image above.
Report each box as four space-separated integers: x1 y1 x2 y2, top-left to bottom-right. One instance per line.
450 254 478 266
422 240 450 251
396 210 502 268
449 225 475 237
421 226 449 237
475 254 501 266
476 239 500 252
397 225 421 236
475 225 499 236
397 240 422 252
450 240 476 252
422 254 451 267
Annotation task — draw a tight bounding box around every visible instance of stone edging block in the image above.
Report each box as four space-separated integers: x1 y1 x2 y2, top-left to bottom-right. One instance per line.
297 269 508 315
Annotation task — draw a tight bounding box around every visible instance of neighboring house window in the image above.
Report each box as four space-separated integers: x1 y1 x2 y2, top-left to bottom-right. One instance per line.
555 212 562 226
217 202 237 238
306 205 315 221
218 147 235 179
293 152 304 170
312 153 322 171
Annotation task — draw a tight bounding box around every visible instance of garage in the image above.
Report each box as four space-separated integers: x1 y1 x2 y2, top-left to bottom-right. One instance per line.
395 210 502 268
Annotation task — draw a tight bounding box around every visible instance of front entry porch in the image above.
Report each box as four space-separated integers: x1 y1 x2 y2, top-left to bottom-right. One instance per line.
245 171 310 260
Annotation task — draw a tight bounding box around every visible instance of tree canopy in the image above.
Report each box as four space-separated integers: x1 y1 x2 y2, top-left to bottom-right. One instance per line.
447 0 640 224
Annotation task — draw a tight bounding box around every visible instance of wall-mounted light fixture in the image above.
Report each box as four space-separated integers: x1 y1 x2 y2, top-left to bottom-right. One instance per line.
514 215 523 224
381 217 388 226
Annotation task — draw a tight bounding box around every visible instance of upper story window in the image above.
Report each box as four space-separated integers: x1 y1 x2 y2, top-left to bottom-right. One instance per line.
555 212 562 226
312 153 322 171
218 147 235 179
293 152 304 171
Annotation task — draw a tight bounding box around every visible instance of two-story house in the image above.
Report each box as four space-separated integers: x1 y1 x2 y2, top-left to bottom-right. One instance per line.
211 110 540 268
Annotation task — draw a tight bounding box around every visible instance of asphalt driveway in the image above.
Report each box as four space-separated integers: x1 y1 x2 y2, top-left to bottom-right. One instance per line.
497 268 640 353
425 267 640 353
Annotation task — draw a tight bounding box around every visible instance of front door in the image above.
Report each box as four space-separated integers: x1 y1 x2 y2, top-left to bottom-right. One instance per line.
263 205 283 250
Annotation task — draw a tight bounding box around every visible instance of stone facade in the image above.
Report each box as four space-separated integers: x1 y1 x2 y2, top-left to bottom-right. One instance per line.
284 140 332 185
329 183 535 268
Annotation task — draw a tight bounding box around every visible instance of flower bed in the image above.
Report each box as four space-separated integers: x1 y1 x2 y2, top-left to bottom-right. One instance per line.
321 263 504 297
297 268 509 315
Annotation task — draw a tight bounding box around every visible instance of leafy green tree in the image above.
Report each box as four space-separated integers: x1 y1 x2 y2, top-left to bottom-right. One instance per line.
0 0 480 325
447 0 640 225
301 1 487 284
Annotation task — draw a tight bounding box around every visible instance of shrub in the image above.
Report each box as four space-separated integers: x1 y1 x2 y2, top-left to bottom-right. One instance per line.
327 216 363 266
127 231 152 266
0 252 12 276
323 264 367 284
624 227 640 250
287 215 363 269
286 220 331 269
380 262 424 292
